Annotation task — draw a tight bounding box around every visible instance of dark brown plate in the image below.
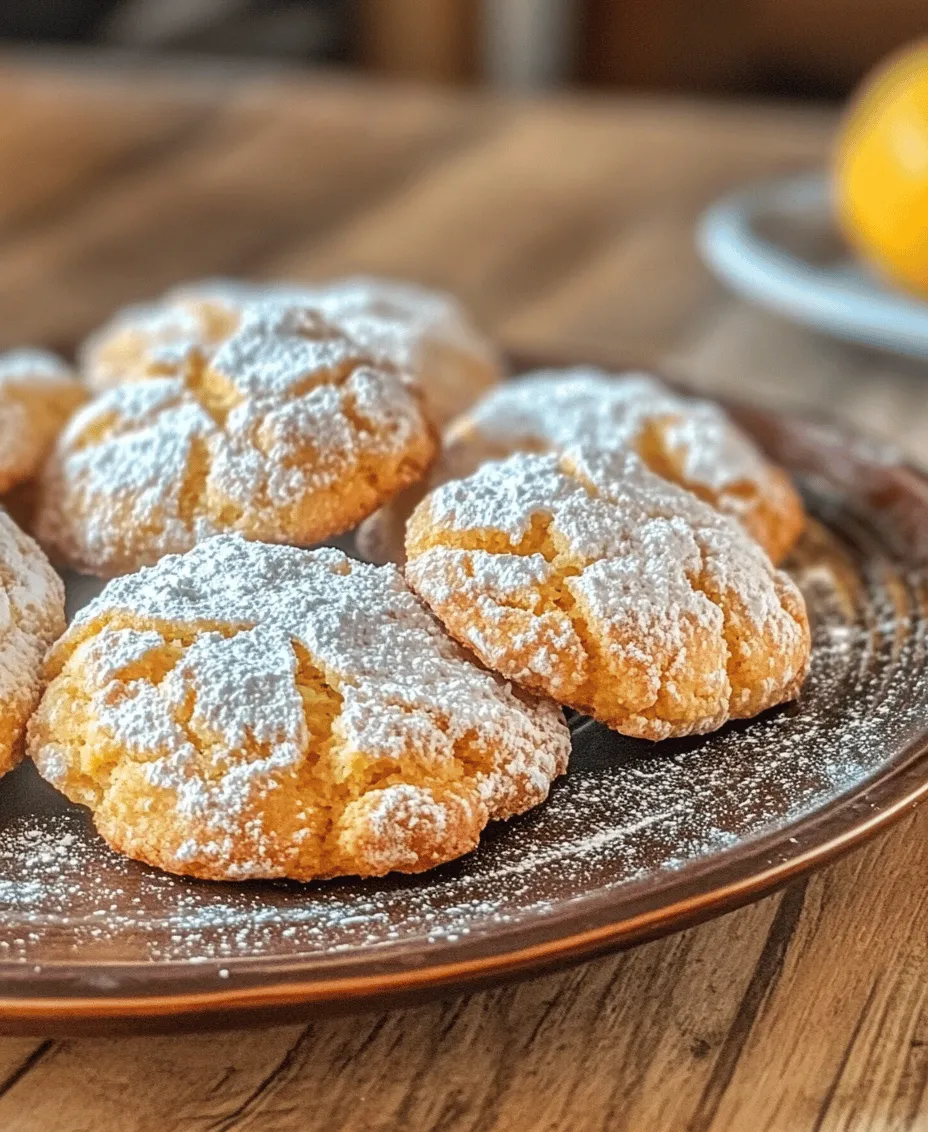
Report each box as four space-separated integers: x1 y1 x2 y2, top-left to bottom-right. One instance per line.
1 379 927 1035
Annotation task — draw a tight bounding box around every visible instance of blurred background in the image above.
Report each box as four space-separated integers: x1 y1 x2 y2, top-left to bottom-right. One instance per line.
0 0 924 443
2 0 925 98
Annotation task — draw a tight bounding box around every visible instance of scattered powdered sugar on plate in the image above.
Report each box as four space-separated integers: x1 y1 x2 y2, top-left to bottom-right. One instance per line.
0 475 925 967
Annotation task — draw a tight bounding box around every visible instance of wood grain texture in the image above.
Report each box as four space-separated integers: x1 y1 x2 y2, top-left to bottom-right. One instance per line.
0 51 924 1131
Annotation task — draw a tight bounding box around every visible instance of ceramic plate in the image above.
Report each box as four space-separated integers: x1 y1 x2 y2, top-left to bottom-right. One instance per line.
1 372 928 1035
697 172 928 359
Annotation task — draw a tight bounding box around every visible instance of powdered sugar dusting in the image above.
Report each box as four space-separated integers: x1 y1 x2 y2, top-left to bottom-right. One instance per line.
78 278 270 389
66 539 567 776
39 305 435 573
456 368 768 493
209 304 362 398
407 447 808 737
31 538 569 879
306 275 499 374
0 511 63 708
170 627 306 758
78 275 499 420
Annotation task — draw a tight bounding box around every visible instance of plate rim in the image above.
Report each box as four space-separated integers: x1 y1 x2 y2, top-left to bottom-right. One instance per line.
696 171 928 360
3 747 927 1031
2 380 928 1033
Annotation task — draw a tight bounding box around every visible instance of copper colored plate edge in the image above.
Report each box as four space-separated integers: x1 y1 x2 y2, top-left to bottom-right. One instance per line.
1 357 927 1033
1 755 928 1035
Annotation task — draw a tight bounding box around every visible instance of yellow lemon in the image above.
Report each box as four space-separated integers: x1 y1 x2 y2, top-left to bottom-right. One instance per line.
835 41 928 296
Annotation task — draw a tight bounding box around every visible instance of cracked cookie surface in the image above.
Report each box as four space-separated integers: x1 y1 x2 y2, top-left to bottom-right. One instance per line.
79 278 268 392
405 448 810 740
0 509 66 776
361 368 804 566
38 304 437 576
80 276 500 427
306 276 501 425
27 536 569 880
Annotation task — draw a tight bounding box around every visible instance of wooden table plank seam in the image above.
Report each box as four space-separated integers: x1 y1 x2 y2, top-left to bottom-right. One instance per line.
0 1040 56 1104
689 882 809 1132
205 1028 313 1132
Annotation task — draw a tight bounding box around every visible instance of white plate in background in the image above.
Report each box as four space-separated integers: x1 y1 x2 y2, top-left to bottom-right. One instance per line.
697 173 928 361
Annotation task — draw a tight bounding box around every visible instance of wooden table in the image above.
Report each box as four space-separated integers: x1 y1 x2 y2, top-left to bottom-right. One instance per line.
0 51 926 1132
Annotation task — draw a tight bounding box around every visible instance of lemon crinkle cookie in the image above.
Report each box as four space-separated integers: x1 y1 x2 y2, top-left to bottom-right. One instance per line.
405 447 810 740
27 536 570 880
359 368 804 566
0 510 66 777
0 349 87 496
80 276 500 426
37 304 437 575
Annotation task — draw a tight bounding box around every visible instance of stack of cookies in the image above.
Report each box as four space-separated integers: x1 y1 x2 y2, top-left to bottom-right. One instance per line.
0 277 810 882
